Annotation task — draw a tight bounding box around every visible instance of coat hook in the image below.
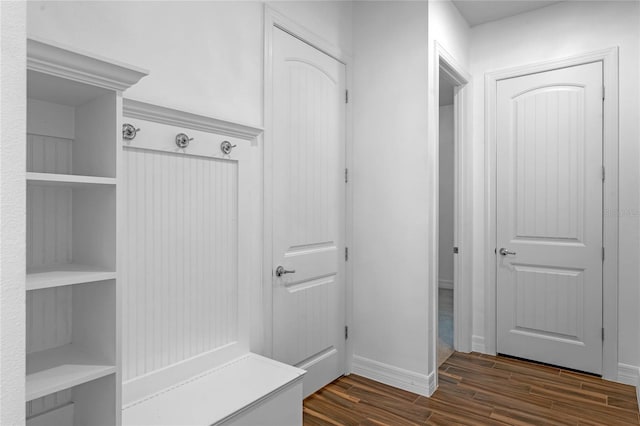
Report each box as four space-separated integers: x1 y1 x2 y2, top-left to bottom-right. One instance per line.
123 123 140 141
175 133 193 149
220 140 237 155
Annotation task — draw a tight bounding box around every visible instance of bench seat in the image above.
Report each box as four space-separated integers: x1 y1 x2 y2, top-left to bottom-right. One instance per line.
122 353 305 426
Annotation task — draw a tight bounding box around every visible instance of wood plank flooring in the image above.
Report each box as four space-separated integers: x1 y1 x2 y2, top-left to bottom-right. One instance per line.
303 352 640 425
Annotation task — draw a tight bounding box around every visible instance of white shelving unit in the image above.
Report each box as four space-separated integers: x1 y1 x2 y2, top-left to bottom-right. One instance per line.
25 37 147 426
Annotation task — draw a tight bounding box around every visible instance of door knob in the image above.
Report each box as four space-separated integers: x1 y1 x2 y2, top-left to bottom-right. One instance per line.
275 266 296 277
499 248 516 256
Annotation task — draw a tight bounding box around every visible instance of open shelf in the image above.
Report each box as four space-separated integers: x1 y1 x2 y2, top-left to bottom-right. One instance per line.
26 344 115 401
26 264 115 291
27 172 115 187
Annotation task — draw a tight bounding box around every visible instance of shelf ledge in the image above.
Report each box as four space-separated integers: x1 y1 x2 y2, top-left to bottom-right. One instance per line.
26 344 115 401
27 172 116 187
27 265 115 291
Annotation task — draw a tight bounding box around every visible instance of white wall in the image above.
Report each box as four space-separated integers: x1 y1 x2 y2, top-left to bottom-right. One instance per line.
27 1 264 126
351 1 431 394
26 0 353 377
438 104 454 286
470 1 640 374
0 2 26 424
268 1 353 57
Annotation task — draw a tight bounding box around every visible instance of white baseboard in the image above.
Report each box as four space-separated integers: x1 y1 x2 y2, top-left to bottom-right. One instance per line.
438 279 453 290
617 363 640 387
352 355 433 397
471 335 486 353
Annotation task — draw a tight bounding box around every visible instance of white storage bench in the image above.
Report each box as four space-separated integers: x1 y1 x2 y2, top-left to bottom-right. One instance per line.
123 353 305 426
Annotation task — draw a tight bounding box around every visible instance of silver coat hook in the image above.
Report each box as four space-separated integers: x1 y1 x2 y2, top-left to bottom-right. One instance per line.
220 140 237 155
123 123 140 141
175 133 193 149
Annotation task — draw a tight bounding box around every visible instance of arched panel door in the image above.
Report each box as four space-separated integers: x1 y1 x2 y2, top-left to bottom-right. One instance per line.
496 61 603 374
271 27 346 396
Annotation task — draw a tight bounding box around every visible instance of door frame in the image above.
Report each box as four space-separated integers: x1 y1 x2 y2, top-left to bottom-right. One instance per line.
262 5 353 373
431 42 473 382
484 47 619 380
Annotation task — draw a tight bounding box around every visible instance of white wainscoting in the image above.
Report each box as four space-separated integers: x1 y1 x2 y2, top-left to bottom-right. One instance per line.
120 99 262 403
121 147 239 380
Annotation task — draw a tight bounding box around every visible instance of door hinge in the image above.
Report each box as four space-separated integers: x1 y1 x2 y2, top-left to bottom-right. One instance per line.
453 246 459 254
602 327 605 341
345 168 349 183
602 166 605 182
345 247 349 261
345 326 349 340
602 85 605 101
602 247 605 261
345 89 349 104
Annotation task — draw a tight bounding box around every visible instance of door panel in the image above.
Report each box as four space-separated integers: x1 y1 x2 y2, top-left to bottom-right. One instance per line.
496 62 603 374
272 28 346 396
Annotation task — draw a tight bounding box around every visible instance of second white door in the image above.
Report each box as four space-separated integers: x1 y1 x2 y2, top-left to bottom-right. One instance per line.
271 27 346 396
496 61 603 374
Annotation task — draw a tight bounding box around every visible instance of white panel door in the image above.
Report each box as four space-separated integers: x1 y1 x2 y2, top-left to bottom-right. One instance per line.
496 62 603 374
272 27 346 396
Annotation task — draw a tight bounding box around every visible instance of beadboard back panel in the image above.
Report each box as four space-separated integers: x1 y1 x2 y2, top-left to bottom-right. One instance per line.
121 147 239 380
27 134 73 174
26 185 72 269
26 287 72 354
26 134 74 270
26 390 72 419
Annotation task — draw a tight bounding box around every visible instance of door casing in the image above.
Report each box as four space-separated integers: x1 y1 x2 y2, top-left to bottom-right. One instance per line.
262 5 354 372
484 47 619 380
432 42 473 391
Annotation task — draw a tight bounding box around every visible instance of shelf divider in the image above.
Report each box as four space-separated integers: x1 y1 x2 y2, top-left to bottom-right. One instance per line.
27 264 116 291
27 172 116 187
26 344 115 401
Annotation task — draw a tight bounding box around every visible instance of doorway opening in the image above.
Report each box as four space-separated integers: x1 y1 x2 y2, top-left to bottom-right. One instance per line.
437 74 456 366
432 44 472 385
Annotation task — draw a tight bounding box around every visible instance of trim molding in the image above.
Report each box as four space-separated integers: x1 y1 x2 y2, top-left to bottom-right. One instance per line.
617 363 640 387
352 355 432 397
123 99 263 141
27 37 148 92
472 335 487 354
430 42 473 396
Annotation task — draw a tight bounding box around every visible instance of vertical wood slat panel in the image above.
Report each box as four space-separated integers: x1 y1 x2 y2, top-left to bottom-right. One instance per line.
122 147 238 381
26 133 74 355
27 134 72 174
26 287 72 354
26 389 72 418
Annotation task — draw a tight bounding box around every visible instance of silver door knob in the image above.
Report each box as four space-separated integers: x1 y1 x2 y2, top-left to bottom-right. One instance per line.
275 266 296 277
499 248 516 256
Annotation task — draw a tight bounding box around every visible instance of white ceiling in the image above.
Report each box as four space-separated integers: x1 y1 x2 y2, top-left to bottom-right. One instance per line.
452 1 563 27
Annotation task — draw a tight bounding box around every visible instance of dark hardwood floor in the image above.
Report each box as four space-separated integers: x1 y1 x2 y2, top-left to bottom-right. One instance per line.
303 352 640 425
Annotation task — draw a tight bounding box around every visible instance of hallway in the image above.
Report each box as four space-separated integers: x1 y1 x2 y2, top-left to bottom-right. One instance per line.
303 352 640 425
